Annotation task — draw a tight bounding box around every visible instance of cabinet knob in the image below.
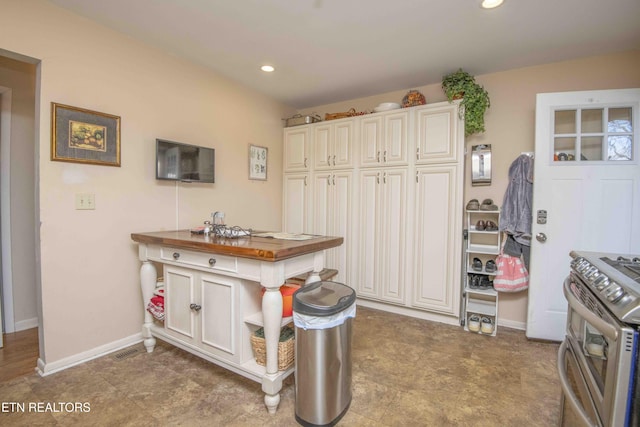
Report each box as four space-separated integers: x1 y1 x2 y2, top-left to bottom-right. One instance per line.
209 258 216 266
190 303 202 312
173 252 180 260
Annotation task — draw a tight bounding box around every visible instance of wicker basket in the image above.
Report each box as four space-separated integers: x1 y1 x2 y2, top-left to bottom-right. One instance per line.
325 108 361 121
251 326 295 371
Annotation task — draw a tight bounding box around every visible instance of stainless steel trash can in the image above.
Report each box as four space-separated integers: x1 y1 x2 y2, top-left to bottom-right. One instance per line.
293 281 356 427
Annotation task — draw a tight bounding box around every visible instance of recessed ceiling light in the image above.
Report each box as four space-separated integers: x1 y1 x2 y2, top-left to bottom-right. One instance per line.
481 0 504 9
261 65 275 72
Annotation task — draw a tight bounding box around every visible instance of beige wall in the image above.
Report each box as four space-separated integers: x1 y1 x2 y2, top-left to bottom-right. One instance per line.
0 56 37 329
1 0 294 365
300 50 640 327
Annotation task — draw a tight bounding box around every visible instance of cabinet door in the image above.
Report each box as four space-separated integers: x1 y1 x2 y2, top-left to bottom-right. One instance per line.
360 116 383 167
165 266 197 343
333 120 354 168
313 124 332 170
327 171 353 285
379 169 407 303
284 126 309 171
199 273 238 361
312 171 332 236
283 173 310 234
411 165 461 315
357 170 381 298
383 111 409 165
415 103 460 164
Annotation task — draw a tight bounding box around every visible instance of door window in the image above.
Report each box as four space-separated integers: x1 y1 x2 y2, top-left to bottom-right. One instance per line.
553 106 634 162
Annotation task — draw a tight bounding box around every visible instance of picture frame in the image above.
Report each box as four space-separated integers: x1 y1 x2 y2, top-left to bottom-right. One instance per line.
51 102 121 167
249 144 268 180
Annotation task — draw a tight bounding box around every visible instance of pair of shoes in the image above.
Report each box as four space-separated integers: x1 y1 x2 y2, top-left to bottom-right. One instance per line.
479 199 499 211
481 317 494 334
485 259 497 273
466 199 480 210
472 257 483 271
468 315 481 332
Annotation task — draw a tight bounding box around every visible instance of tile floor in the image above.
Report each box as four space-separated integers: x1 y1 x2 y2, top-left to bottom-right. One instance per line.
0 306 561 426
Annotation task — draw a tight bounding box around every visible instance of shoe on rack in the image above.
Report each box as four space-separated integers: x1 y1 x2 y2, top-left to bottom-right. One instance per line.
485 220 498 231
479 275 493 290
480 199 499 211
485 259 497 273
466 199 480 210
481 317 495 334
476 220 486 231
468 315 481 332
469 274 480 289
472 258 483 271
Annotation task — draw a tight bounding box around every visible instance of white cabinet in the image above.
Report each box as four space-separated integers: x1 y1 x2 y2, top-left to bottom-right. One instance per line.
411 165 463 315
357 168 407 304
462 209 501 336
313 119 355 170
283 173 311 234
164 266 240 362
284 126 310 172
311 171 354 285
360 110 409 167
415 103 460 164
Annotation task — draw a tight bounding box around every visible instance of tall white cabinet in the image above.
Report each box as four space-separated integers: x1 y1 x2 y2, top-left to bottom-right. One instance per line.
283 101 464 324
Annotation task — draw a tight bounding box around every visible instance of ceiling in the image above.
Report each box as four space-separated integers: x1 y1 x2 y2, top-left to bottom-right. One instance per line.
49 0 640 109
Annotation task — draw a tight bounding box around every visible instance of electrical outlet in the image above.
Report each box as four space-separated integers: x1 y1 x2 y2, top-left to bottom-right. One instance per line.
75 193 95 210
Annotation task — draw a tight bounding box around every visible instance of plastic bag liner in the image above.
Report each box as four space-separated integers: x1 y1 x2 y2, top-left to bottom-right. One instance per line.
293 303 356 330
292 280 356 330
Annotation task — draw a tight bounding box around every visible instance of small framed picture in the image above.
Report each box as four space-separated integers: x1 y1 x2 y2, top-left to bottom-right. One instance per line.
51 102 121 167
249 144 268 180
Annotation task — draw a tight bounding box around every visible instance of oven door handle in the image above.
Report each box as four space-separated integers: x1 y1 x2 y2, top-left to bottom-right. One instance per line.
557 340 599 427
563 277 618 341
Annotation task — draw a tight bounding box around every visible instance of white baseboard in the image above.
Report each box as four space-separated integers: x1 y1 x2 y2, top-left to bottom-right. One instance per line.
36 332 143 377
497 318 526 331
14 317 38 332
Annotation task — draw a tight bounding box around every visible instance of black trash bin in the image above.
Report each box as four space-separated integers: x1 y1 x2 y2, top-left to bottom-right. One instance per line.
293 281 356 427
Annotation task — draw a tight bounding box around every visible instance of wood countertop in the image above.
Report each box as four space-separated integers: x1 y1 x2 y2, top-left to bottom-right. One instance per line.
131 230 343 262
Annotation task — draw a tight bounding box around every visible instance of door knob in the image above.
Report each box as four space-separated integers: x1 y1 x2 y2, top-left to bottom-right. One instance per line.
536 232 547 243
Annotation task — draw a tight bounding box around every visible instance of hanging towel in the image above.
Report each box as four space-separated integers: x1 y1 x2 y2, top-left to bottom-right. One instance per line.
499 154 534 247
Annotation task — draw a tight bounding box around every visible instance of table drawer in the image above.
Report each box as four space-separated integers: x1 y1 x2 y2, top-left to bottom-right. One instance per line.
161 247 238 273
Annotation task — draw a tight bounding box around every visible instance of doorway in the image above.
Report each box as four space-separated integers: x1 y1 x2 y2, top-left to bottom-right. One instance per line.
527 88 640 341
0 53 39 367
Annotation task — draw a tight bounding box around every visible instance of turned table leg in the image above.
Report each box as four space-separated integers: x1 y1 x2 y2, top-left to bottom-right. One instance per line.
140 260 157 353
261 284 283 414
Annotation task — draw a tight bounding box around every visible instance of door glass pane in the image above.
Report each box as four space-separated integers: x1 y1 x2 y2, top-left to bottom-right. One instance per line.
608 135 632 161
555 110 576 133
581 109 603 133
608 108 632 132
554 137 576 161
582 137 603 161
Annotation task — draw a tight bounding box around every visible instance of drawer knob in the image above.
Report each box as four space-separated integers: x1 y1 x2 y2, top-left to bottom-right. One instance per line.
190 303 201 312
209 258 216 266
173 252 180 260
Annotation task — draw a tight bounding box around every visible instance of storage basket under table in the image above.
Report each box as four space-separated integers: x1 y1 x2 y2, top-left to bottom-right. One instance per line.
251 325 295 371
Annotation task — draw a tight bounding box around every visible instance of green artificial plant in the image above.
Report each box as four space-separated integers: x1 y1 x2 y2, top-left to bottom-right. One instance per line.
441 69 490 136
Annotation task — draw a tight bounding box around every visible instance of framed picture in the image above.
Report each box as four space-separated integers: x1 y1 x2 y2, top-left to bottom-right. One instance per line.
249 144 268 180
51 103 121 167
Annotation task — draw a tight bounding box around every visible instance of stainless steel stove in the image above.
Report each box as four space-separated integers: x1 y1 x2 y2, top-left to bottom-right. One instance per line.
559 251 640 427
570 251 640 325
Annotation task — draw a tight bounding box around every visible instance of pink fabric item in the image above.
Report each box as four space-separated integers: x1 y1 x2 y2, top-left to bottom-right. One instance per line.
493 251 529 292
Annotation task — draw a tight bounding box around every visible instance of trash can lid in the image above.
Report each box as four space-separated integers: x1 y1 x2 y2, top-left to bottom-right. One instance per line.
293 281 356 316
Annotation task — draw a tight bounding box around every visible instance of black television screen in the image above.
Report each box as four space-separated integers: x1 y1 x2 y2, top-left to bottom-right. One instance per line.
156 139 215 183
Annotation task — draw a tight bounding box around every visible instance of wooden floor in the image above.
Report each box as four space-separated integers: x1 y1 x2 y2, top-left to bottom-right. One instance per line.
0 327 39 382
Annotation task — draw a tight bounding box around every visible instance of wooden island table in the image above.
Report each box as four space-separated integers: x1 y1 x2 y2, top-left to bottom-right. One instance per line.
131 230 343 414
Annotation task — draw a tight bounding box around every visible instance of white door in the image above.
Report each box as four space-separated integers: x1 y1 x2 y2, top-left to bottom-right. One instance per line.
527 88 640 341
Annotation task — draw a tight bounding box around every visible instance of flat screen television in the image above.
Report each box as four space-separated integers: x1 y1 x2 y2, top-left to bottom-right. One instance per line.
156 139 215 183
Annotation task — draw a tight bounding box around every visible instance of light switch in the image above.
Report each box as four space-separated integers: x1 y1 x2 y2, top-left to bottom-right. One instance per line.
75 193 95 210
